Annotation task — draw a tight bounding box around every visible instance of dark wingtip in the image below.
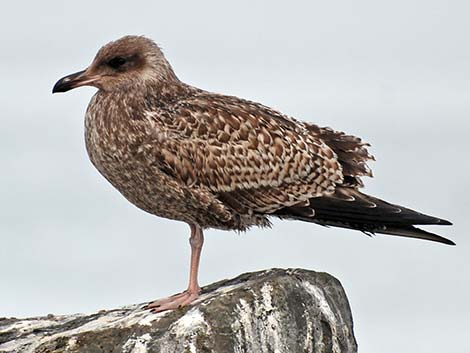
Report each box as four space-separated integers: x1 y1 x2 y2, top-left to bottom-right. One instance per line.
437 219 453 226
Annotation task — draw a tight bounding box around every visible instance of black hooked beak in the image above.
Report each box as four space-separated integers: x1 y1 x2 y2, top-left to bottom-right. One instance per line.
52 69 100 93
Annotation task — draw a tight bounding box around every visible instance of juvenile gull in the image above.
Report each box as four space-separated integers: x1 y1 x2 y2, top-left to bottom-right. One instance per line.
53 35 454 312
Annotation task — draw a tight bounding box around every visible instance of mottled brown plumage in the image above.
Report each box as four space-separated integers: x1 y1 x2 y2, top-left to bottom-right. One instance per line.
53 35 453 312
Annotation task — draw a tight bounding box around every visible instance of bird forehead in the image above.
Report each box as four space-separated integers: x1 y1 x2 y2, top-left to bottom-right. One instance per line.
96 36 157 61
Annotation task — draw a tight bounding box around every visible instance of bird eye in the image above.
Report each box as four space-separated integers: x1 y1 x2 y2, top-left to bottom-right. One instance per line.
107 57 127 69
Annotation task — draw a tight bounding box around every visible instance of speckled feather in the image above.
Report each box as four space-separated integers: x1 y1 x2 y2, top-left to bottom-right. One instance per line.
78 36 452 243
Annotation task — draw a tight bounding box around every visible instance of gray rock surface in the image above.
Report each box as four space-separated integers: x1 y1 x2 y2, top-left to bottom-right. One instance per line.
0 268 357 353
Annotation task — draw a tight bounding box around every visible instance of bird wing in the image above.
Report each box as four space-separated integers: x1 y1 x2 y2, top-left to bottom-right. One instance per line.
141 93 371 214
302 124 375 188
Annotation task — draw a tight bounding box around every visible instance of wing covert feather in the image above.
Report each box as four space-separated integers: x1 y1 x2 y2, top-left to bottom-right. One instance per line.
140 93 373 214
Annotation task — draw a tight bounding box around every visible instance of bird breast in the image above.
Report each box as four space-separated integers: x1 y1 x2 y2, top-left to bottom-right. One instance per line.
85 93 139 175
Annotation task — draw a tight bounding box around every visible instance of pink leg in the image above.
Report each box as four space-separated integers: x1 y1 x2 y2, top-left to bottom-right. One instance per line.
145 224 204 312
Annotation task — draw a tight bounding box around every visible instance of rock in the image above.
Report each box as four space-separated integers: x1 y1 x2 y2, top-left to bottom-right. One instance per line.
0 268 357 353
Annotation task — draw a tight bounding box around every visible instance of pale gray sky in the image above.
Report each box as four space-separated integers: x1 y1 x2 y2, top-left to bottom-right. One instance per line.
1 1 469 352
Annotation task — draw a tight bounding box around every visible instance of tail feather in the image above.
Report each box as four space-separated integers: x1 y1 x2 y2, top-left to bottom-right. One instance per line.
275 188 454 245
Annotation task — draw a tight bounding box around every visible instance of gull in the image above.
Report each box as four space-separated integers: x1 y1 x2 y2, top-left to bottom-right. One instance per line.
53 35 454 312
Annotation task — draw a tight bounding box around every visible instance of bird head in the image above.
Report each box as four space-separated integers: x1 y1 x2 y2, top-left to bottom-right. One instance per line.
53 35 178 93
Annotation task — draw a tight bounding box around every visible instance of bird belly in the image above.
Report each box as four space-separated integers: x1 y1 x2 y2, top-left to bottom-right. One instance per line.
86 145 193 222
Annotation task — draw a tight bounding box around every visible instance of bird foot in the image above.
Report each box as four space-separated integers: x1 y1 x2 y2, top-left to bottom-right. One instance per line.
144 289 200 313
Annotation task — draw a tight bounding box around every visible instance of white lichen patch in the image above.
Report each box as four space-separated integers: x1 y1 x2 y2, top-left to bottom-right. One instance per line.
259 283 283 352
303 313 314 352
232 282 285 353
302 281 341 353
303 282 337 324
65 337 78 351
233 298 255 352
159 308 211 353
122 333 152 353
170 307 206 335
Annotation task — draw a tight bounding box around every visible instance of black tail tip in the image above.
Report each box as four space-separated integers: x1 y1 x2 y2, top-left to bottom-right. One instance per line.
446 239 457 246
442 237 456 246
